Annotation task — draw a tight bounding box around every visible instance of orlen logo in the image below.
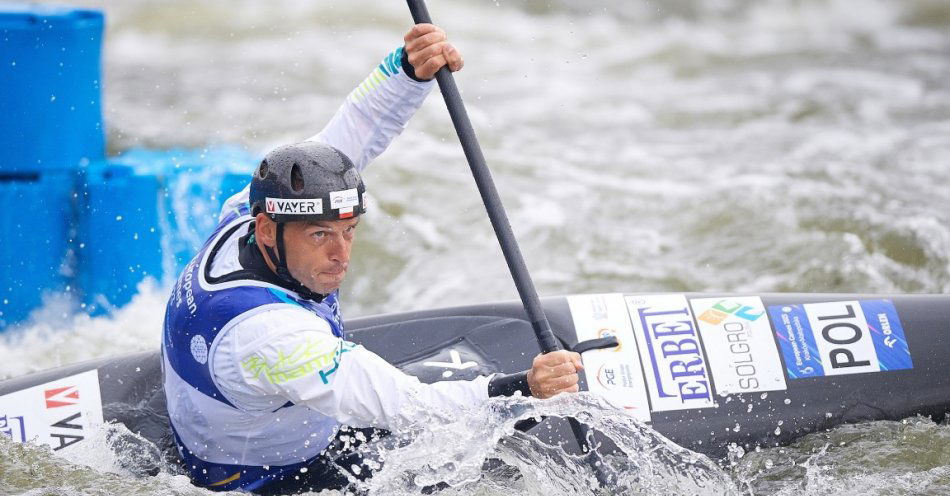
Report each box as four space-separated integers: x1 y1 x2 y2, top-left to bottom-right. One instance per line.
45 385 80 409
698 299 764 325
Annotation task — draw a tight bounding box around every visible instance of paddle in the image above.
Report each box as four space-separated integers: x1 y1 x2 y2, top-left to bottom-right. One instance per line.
403 0 614 486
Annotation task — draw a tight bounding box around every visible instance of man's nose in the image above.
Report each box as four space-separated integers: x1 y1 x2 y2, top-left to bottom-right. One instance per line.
326 235 349 263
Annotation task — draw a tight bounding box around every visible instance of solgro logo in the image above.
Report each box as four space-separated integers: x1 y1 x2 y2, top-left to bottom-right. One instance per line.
698 299 764 325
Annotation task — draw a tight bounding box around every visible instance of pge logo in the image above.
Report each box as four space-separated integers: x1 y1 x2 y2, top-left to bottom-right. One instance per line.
597 365 617 389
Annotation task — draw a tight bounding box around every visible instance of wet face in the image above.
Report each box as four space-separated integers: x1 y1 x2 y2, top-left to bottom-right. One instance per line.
257 215 359 295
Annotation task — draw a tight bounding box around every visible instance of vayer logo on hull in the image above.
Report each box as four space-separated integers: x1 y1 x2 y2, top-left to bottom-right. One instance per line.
0 370 104 453
769 300 912 379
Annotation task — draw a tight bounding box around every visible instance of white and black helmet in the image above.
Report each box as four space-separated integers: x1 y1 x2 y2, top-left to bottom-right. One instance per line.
249 141 366 223
248 141 366 299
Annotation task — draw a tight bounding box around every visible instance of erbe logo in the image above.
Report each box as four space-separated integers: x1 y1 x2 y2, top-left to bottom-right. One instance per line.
769 300 912 379
698 299 764 325
627 295 715 412
265 197 323 215
0 415 26 443
44 385 80 409
691 297 787 395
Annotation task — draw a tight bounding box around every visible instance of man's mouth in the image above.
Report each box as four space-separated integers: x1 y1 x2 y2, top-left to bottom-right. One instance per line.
321 266 347 276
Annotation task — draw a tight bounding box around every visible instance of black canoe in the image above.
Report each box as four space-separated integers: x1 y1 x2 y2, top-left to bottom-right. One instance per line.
1 292 947 462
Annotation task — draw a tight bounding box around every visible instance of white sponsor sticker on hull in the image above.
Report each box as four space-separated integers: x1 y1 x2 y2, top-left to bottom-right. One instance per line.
626 294 716 412
568 294 651 422
0 369 104 455
690 297 787 395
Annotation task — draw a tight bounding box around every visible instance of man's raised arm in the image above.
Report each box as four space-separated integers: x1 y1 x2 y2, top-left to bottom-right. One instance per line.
308 23 463 171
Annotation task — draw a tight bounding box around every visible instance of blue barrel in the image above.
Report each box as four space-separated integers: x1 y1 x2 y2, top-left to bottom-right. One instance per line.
0 172 76 327
77 148 254 314
0 4 105 173
0 4 105 329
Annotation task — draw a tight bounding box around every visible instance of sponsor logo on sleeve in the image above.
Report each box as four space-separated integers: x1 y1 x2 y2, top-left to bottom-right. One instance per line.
568 294 651 422
769 300 912 379
691 297 787 395
627 294 715 412
241 338 357 385
0 370 104 454
265 197 323 215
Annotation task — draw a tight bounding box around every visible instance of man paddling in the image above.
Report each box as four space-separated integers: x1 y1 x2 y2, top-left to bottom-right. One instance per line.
161 24 583 494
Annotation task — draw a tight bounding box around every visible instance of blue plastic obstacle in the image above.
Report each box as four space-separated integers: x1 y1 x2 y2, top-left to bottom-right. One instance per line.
0 5 105 327
0 4 256 328
78 148 253 315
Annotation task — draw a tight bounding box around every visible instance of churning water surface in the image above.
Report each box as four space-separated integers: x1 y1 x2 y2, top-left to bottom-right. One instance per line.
2 0 950 494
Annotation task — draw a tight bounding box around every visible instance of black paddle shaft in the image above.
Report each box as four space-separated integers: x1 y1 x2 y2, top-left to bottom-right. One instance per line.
405 0 561 354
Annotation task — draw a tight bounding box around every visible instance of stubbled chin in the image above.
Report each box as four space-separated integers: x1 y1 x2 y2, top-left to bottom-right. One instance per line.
307 271 345 294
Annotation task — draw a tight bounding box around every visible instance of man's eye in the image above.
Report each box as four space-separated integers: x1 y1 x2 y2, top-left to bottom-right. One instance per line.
313 231 328 239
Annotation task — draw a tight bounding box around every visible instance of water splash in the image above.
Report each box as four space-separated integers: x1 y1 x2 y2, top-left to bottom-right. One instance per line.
357 394 737 495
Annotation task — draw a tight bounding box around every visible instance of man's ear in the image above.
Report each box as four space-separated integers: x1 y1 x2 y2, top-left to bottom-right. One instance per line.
255 213 277 248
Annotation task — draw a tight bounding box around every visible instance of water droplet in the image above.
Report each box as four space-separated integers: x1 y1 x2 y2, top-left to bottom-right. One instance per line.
784 398 791 405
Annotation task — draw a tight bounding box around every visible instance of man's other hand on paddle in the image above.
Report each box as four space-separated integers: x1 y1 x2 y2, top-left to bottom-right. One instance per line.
404 23 463 80
527 350 584 399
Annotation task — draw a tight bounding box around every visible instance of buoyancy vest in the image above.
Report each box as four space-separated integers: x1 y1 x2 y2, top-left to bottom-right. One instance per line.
161 211 346 492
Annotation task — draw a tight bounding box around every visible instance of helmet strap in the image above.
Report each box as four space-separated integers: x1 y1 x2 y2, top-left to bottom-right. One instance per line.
266 221 326 303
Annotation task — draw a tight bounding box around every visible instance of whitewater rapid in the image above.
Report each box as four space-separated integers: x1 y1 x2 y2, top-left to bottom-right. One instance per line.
2 0 949 494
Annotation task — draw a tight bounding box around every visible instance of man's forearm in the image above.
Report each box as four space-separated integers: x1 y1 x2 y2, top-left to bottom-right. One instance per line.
307 46 435 171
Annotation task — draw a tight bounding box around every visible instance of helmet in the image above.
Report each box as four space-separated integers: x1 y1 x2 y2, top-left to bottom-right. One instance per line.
248 141 366 300
250 141 366 222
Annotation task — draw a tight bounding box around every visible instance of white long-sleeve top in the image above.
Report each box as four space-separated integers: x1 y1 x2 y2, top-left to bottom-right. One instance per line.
205 51 490 433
